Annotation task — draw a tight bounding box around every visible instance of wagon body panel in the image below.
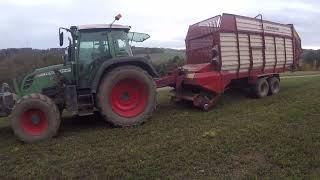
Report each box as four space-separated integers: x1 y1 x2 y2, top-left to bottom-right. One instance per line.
183 13 301 94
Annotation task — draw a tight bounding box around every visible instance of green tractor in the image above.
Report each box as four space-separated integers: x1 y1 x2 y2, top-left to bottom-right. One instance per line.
0 15 158 143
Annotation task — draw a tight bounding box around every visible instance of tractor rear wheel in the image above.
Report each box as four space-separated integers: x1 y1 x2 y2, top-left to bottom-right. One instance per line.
253 78 269 98
10 94 60 143
268 77 280 95
97 66 156 127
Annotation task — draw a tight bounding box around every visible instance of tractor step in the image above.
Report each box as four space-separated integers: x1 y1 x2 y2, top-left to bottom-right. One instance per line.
65 86 95 116
77 110 94 116
77 94 95 116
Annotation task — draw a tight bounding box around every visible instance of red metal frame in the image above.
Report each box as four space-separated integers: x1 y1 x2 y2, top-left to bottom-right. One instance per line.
273 36 278 72
234 15 241 78
248 34 253 77
283 37 287 71
110 79 148 118
21 109 48 136
256 14 266 73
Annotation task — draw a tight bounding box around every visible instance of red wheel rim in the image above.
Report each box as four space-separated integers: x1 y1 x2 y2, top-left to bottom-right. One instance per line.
110 79 148 118
20 109 48 136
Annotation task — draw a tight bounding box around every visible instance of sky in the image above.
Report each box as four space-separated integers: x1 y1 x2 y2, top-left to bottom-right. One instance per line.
0 0 319 49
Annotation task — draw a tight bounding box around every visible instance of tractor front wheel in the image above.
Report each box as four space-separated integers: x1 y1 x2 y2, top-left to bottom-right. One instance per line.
10 94 60 143
97 66 156 127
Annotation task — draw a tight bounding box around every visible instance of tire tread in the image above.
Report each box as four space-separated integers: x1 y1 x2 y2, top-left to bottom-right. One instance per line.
97 65 156 127
10 93 60 143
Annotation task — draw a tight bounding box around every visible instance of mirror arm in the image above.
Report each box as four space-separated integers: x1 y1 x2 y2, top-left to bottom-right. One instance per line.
68 37 72 61
63 54 67 66
59 27 76 38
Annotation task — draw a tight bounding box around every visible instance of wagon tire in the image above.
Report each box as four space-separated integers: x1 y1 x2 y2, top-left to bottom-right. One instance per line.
253 78 269 98
97 65 156 127
268 77 280 95
10 93 60 143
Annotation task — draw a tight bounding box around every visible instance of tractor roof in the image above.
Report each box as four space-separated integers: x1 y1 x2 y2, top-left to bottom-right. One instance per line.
77 24 131 30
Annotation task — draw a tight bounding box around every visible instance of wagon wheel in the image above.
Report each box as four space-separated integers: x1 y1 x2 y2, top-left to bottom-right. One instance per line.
252 78 269 98
268 77 280 95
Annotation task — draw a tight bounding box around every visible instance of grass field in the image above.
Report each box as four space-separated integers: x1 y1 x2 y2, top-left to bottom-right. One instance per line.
281 70 320 77
0 76 320 178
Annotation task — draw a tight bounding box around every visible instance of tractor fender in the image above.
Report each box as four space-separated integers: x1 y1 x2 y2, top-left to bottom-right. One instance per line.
91 56 159 93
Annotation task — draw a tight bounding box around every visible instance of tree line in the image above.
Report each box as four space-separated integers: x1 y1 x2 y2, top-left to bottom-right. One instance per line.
150 55 185 76
300 49 320 70
0 47 185 87
0 48 63 86
1 47 316 89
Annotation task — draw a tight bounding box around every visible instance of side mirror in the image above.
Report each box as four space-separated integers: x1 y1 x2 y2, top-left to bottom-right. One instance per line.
59 32 64 46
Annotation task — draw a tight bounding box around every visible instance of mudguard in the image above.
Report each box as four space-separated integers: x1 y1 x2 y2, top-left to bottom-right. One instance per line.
91 56 159 93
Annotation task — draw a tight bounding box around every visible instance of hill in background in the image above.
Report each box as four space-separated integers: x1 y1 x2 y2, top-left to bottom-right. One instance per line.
0 47 185 85
0 47 319 86
0 48 63 85
131 46 185 65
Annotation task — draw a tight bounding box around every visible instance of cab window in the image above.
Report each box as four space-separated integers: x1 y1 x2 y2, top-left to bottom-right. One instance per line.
110 30 132 56
78 31 110 63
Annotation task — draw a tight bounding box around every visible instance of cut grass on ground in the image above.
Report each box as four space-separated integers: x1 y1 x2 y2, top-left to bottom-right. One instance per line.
0 76 320 178
281 70 320 76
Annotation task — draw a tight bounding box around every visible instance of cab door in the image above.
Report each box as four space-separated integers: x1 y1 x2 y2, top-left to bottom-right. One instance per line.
77 31 111 88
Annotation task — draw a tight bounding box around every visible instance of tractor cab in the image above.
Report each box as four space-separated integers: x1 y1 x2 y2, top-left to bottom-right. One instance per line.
59 17 151 88
60 24 150 64
76 24 133 60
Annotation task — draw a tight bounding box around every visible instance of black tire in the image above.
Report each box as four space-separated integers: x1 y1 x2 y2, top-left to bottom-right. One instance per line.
57 104 64 116
10 93 60 143
268 77 280 95
97 65 156 127
253 78 269 98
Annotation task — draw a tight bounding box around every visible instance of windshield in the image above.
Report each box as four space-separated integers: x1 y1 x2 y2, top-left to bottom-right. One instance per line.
110 30 132 56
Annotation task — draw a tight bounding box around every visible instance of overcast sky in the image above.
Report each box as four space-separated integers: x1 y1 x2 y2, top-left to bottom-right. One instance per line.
0 0 319 49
